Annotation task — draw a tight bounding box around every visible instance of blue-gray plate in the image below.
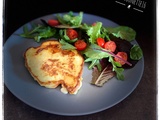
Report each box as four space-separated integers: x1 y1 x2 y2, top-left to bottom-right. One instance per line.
3 13 144 116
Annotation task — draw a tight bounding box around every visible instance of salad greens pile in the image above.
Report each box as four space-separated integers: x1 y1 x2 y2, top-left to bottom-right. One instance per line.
20 11 143 84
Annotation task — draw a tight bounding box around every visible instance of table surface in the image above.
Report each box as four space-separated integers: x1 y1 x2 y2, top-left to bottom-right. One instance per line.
3 0 157 120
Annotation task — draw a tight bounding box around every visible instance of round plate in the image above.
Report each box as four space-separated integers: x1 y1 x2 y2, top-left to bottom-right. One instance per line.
4 12 144 116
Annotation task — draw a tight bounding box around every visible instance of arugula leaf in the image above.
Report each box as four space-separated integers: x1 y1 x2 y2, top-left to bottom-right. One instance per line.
83 44 126 80
20 24 56 42
100 27 110 40
85 58 102 71
59 29 78 43
86 22 102 43
23 25 29 34
105 26 136 41
83 44 110 72
20 24 42 38
80 23 91 30
34 26 56 42
59 39 76 50
108 56 124 80
56 11 83 26
83 44 110 59
114 67 124 80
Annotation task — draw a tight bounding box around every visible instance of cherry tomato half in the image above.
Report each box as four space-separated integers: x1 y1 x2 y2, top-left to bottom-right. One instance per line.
48 19 60 27
114 52 128 65
66 28 78 40
96 37 105 48
74 40 87 51
104 40 117 52
92 22 97 26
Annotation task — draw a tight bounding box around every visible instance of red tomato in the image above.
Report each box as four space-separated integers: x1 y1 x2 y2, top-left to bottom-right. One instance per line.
104 41 117 52
92 22 97 26
74 40 87 51
48 19 60 27
66 28 78 40
114 52 128 65
96 38 105 47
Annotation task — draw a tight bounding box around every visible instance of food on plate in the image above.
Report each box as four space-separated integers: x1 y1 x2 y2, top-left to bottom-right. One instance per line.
91 63 115 86
21 11 143 89
24 40 84 94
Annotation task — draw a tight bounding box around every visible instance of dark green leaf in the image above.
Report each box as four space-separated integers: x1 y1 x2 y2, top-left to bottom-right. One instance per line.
83 44 110 59
20 25 57 42
106 26 136 41
114 67 124 80
108 56 124 80
130 45 143 60
86 22 102 43
56 11 83 26
59 39 76 50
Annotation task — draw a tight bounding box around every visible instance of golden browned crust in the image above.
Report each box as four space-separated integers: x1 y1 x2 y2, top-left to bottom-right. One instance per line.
24 40 84 94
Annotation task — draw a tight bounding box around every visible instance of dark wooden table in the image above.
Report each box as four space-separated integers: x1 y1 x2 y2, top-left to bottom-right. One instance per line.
4 0 157 120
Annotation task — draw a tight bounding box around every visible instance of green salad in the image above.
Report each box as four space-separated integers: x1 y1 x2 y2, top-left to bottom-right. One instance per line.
20 11 143 86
